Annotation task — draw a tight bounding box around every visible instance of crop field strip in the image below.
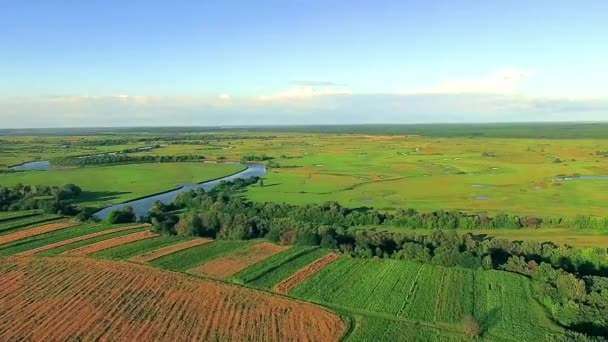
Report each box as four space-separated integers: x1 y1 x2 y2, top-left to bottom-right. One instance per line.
0 210 42 223
92 236 204 261
61 230 158 256
0 257 346 341
274 252 340 294
290 258 566 341
0 221 77 246
149 239 259 272
16 224 150 256
0 214 64 236
128 238 211 263
35 226 151 257
231 246 323 286
190 242 290 279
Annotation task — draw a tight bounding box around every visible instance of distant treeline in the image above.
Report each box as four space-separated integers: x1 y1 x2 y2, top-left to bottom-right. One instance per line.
4 123 608 139
54 154 207 166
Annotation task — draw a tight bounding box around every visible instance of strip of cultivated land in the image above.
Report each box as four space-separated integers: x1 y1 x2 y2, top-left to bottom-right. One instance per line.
0 221 77 245
190 242 290 279
129 238 212 263
16 224 149 256
231 247 329 289
0 257 346 341
149 240 258 272
0 210 42 223
61 230 158 256
274 253 340 294
0 214 64 235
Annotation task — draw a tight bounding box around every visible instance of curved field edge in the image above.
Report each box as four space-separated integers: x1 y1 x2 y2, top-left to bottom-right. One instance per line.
0 256 347 342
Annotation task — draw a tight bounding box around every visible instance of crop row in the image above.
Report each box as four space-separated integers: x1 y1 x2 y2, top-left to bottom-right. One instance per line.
90 235 193 260
0 214 63 236
290 258 564 341
38 227 149 256
231 246 319 284
148 239 259 272
238 247 330 290
0 223 114 256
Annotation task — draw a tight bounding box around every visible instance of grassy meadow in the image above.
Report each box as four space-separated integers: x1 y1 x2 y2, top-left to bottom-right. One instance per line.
0 162 245 206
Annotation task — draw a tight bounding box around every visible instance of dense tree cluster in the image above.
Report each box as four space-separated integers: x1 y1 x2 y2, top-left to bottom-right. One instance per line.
240 154 274 162
54 154 206 166
106 206 136 224
0 183 82 215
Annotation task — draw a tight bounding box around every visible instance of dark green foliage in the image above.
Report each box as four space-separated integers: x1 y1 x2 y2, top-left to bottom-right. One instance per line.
106 206 136 224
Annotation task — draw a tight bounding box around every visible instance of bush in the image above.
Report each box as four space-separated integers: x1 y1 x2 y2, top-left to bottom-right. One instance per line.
463 315 481 338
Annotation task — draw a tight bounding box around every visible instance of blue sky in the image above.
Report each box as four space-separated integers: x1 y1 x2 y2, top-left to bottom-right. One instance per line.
1 1 607 127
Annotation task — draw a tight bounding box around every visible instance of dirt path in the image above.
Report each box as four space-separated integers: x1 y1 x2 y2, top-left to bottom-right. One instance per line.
61 230 158 256
0 221 77 246
16 224 150 256
190 242 290 279
129 238 212 263
274 253 340 294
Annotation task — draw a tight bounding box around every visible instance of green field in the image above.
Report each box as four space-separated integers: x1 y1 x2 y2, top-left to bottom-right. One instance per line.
0 214 64 235
290 258 565 341
90 235 192 260
231 246 328 288
0 210 43 223
36 226 149 256
148 239 259 272
0 162 245 206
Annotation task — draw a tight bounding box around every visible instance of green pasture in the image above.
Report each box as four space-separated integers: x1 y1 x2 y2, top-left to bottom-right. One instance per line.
0 162 245 207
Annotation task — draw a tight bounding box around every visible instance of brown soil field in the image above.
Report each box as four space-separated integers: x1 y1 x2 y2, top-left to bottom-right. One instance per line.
274 253 341 294
129 238 212 263
191 242 290 279
0 257 346 341
0 221 77 246
62 230 158 256
16 224 150 256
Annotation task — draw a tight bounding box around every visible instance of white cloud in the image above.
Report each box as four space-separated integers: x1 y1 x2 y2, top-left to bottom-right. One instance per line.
257 86 351 101
217 93 231 100
401 68 531 95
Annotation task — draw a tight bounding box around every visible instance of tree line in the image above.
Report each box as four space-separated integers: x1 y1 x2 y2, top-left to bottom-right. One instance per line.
0 183 83 216
54 154 207 166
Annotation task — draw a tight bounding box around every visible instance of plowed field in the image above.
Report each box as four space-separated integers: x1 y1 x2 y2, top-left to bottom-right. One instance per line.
0 257 346 342
62 230 158 256
0 221 77 245
274 253 340 294
129 238 212 263
191 242 290 279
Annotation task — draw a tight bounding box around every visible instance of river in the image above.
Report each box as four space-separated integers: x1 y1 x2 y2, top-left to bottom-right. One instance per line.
93 163 266 219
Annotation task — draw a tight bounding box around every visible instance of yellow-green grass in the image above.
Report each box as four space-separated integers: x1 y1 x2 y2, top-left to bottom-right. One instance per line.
241 135 608 218
365 225 608 248
0 162 245 207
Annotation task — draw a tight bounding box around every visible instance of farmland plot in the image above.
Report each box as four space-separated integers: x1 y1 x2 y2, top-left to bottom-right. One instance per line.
274 253 340 294
36 226 150 256
0 210 42 223
0 214 64 236
149 239 258 272
62 230 157 256
0 221 77 245
191 242 290 279
98 236 205 261
231 246 322 286
291 258 565 341
0 257 346 342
